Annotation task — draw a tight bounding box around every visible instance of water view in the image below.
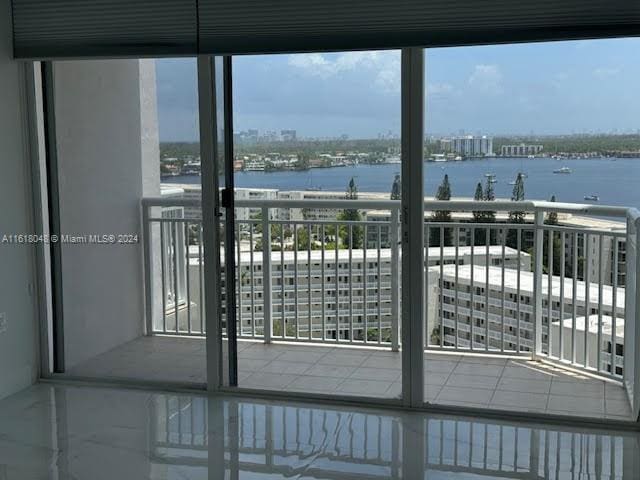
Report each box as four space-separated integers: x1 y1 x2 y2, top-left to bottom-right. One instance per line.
164 156 640 208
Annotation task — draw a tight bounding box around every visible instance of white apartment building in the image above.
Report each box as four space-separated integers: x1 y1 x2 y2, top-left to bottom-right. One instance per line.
364 209 625 288
160 185 279 221
244 157 267 171
178 246 527 341
501 144 544 156
429 264 625 371
550 315 624 375
160 186 391 223
558 215 626 286
276 190 389 222
448 135 494 157
365 208 537 250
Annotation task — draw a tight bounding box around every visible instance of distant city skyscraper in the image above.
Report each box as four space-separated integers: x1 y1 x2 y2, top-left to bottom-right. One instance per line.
281 129 297 141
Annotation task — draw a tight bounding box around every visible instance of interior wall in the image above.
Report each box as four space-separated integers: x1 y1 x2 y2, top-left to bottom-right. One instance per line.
53 59 160 368
0 3 39 399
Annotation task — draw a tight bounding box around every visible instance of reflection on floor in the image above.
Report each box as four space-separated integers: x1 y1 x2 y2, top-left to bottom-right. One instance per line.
66 336 632 420
0 383 638 479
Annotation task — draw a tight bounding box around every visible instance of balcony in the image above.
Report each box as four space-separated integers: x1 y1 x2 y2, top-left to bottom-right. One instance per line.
69 197 639 421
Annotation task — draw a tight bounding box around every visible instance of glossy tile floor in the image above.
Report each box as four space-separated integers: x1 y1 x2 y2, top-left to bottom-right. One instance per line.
0 383 638 479
66 336 632 420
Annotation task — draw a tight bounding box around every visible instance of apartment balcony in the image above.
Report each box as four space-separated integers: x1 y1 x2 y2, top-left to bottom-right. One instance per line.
68 197 639 422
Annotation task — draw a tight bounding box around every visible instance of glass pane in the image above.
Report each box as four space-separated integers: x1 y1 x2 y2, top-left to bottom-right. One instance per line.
231 50 403 399
52 58 206 386
423 38 637 419
214 56 234 387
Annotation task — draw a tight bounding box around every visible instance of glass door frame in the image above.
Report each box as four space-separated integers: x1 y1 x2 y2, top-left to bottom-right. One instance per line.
199 49 426 406
198 55 238 390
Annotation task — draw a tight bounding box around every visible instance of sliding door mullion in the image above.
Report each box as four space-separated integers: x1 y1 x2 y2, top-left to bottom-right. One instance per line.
42 61 65 374
198 55 223 391
401 48 425 408
222 56 238 387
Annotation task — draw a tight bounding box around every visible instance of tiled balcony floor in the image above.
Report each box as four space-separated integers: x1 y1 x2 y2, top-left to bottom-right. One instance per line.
66 336 633 421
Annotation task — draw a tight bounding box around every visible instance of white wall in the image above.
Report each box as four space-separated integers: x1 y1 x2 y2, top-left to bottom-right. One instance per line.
0 5 39 399
54 59 160 368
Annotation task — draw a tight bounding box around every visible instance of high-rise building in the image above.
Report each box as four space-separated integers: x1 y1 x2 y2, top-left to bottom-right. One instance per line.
449 135 493 157
281 129 297 141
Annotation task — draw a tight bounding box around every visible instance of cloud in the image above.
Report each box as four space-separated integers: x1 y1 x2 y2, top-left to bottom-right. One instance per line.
288 51 400 94
468 64 503 94
427 83 454 97
593 67 620 78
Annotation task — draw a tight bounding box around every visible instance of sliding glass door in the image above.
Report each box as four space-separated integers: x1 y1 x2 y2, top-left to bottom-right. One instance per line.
198 56 238 389
46 57 211 386
202 50 412 403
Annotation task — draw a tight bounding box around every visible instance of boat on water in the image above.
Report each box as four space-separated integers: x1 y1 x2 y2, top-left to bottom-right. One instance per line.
485 173 497 183
553 167 572 174
181 161 201 176
584 195 599 202
508 181 516 186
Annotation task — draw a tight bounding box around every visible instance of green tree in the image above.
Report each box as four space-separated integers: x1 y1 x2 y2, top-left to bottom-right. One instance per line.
296 153 310 170
472 182 484 223
482 177 497 244
270 224 292 243
483 176 496 223
339 177 364 248
472 181 495 245
527 194 565 276
507 173 526 248
546 195 558 225
291 226 316 251
390 174 401 200
542 195 568 277
527 232 564 276
273 320 297 337
509 173 525 220
429 174 453 247
484 176 495 201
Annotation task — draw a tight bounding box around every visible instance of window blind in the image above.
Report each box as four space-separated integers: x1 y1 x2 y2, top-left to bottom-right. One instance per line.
11 0 640 59
11 0 197 59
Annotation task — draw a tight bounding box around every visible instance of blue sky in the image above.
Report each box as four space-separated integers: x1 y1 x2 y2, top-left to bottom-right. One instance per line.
155 38 640 141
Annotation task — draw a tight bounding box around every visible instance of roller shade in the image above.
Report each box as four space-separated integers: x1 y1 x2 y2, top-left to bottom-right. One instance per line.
199 0 640 54
11 0 197 59
11 0 640 59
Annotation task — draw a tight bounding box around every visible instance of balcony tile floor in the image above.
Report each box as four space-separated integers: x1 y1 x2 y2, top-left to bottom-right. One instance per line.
66 336 633 421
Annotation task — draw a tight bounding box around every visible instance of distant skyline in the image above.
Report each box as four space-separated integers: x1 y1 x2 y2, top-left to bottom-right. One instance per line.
155 38 640 142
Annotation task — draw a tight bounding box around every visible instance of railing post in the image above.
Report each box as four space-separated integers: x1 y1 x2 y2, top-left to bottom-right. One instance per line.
390 206 400 351
142 202 153 336
624 214 639 415
262 206 272 344
533 210 545 359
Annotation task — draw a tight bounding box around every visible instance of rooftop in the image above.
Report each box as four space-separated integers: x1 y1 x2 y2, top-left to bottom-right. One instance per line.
437 264 625 310
188 245 528 264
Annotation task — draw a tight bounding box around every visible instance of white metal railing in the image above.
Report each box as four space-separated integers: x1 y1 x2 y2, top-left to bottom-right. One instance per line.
142 197 640 386
143 197 401 348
